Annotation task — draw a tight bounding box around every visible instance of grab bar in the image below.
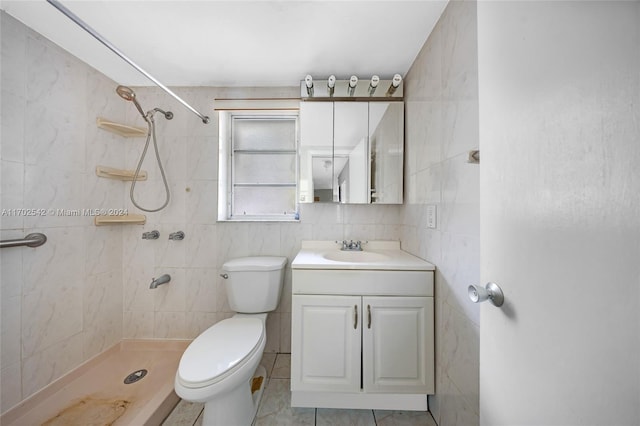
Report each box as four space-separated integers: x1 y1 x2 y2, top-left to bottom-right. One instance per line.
0 233 47 248
46 0 211 125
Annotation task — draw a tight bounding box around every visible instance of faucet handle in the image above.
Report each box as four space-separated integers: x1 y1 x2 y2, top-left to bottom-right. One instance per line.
142 230 160 240
169 231 185 241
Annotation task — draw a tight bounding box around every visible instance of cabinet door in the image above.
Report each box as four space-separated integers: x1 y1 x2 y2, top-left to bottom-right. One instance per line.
334 102 369 203
299 102 334 203
368 102 404 204
362 296 434 393
291 295 361 392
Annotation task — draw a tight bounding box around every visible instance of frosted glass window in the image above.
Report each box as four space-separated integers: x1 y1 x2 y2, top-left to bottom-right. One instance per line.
234 153 296 184
234 119 297 150
233 187 297 216
218 111 299 221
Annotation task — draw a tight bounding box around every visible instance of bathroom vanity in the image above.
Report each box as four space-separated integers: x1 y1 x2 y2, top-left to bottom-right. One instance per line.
290 241 435 410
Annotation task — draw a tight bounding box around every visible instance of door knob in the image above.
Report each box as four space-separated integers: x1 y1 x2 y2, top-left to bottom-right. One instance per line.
468 282 504 307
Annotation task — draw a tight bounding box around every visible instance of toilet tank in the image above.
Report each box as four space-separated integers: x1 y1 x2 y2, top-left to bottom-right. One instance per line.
222 256 287 313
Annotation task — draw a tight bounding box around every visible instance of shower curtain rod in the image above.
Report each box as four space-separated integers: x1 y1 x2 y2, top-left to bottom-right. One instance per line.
47 0 210 124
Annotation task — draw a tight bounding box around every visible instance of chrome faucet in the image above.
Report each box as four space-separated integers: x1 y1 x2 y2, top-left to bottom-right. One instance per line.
150 274 171 289
169 231 185 241
142 230 160 240
340 240 363 251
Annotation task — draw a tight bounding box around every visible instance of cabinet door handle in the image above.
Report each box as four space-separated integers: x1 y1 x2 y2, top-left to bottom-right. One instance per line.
367 304 371 329
354 305 358 329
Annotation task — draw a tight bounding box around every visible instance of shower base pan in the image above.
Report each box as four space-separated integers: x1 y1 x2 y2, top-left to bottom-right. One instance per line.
1 339 190 426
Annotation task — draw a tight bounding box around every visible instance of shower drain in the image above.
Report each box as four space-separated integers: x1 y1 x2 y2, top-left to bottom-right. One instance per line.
124 369 148 384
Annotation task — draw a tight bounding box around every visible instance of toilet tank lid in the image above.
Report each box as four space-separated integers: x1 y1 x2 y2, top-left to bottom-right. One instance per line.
223 256 287 272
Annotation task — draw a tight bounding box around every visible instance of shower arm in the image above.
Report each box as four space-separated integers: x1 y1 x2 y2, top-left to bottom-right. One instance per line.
46 0 210 124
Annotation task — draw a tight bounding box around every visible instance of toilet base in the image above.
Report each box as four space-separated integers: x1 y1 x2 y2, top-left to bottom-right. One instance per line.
201 365 267 426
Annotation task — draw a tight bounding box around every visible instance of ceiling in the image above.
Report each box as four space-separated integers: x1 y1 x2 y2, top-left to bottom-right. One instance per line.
1 0 447 87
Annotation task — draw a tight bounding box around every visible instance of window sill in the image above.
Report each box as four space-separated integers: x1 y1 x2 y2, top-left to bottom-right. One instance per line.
217 218 300 223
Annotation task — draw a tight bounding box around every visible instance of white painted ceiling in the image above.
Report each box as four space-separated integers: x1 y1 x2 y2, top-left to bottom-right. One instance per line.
1 0 447 87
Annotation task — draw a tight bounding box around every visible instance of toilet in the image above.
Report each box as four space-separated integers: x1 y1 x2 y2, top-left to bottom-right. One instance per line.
175 256 287 426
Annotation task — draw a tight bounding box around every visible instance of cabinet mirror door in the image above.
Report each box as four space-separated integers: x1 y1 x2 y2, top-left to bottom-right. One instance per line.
299 101 404 204
334 102 369 203
299 102 333 203
369 102 404 204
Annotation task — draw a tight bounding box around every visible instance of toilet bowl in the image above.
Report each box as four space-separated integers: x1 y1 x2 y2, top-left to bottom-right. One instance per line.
175 314 267 425
174 256 287 426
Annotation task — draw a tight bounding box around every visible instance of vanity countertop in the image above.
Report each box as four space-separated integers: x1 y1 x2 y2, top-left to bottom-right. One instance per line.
291 240 435 271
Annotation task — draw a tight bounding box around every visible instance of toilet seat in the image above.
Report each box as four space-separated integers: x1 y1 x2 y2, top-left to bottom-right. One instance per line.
177 317 264 389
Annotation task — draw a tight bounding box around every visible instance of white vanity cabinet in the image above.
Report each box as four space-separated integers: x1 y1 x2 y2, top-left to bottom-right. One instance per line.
290 244 435 411
292 295 433 394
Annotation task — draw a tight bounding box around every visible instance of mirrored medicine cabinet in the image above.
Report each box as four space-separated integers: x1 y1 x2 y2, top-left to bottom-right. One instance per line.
298 101 404 204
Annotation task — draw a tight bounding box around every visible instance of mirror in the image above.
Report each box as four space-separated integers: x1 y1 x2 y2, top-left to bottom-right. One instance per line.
299 101 403 204
334 102 369 203
369 102 404 204
298 102 333 203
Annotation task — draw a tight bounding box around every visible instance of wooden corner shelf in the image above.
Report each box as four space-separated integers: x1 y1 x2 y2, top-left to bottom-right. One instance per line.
97 117 147 138
96 166 147 181
94 214 146 226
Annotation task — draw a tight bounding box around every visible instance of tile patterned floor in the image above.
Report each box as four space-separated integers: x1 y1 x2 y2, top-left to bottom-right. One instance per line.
162 353 437 426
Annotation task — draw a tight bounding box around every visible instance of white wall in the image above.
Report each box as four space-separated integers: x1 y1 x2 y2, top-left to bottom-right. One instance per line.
402 1 480 425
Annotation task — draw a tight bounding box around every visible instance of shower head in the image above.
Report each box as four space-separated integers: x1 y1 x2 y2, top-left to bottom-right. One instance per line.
153 108 174 120
116 85 135 101
116 85 146 119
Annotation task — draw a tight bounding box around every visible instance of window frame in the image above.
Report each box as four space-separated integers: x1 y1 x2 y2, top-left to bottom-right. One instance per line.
218 109 300 222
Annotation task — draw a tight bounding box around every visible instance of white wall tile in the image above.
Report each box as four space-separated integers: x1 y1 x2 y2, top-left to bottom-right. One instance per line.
185 224 217 268
1 294 21 367
247 223 282 256
185 312 217 338
154 311 187 339
185 268 218 312
155 224 186 267
1 160 24 229
84 226 122 276
83 271 122 359
153 267 186 312
1 12 126 408
187 137 218 181
21 273 83 358
403 1 480 424
186 180 218 224
0 362 21 413
21 333 84 399
123 311 154 339
0 12 27 99
0 91 26 163
265 312 280 353
23 166 86 228
24 105 85 172
216 223 249 267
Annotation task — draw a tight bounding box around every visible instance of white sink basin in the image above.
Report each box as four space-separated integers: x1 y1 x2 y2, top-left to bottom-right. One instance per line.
292 241 435 271
322 250 390 263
